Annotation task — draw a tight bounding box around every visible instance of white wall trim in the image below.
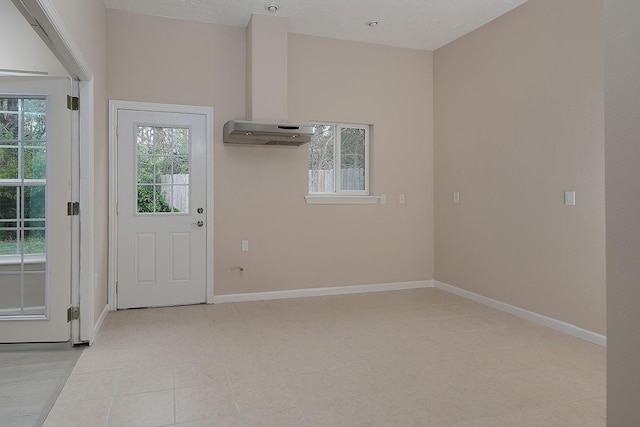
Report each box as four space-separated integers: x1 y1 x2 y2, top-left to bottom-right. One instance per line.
69 79 81 344
90 304 108 346
108 100 215 310
107 102 118 311
304 195 380 205
78 79 95 343
434 281 606 347
7 0 95 345
0 306 46 317
213 280 434 303
12 0 92 80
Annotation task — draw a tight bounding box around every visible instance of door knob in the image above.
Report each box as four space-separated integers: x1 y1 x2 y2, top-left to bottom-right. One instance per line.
192 220 204 228
197 207 204 214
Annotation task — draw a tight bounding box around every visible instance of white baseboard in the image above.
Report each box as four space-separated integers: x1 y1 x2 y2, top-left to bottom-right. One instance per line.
434 281 606 347
90 304 109 346
213 280 435 304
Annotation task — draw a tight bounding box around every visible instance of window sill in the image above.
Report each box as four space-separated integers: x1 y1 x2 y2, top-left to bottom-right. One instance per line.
0 254 46 266
304 195 380 205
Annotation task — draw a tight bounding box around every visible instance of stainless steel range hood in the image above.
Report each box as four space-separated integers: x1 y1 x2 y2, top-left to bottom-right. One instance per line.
224 16 314 147
223 120 315 146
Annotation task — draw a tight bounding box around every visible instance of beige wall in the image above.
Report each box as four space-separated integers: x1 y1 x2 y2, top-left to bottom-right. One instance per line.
1 0 107 327
0 1 68 76
286 34 433 291
434 0 605 334
605 0 640 424
246 14 289 121
107 11 434 295
50 0 108 324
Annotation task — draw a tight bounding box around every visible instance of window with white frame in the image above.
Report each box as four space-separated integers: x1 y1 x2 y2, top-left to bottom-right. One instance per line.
308 123 369 195
0 96 47 260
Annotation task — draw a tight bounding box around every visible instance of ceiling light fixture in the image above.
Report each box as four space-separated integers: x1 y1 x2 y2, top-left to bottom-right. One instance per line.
367 20 379 27
265 3 279 13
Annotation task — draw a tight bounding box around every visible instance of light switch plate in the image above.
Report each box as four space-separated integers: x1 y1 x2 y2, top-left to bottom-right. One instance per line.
241 240 249 252
380 194 387 205
399 194 405 205
453 192 460 203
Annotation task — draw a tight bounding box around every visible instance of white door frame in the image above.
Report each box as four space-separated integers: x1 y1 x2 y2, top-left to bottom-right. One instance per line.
11 0 95 344
108 100 215 310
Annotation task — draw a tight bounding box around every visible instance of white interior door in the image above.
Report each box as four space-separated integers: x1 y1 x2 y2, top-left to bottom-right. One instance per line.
116 109 207 309
0 77 72 343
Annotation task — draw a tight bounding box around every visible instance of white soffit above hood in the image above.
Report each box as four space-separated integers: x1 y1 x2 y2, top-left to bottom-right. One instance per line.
103 0 529 51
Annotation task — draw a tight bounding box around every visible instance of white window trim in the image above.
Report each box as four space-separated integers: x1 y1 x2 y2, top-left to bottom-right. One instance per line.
307 122 372 203
304 194 380 205
0 254 45 266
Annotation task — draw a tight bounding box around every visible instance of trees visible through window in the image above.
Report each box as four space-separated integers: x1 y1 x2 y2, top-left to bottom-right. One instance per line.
0 97 46 257
308 123 369 195
136 126 190 214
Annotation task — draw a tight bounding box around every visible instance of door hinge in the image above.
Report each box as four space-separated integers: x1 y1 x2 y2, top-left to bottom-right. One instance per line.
67 306 80 322
66 95 79 111
67 201 80 216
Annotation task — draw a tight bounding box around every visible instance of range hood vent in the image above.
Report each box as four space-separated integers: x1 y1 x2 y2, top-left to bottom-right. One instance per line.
223 120 315 146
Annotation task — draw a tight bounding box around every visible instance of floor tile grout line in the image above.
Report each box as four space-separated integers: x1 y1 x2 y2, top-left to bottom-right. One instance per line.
172 365 176 426
102 396 114 427
39 288 605 426
220 349 243 423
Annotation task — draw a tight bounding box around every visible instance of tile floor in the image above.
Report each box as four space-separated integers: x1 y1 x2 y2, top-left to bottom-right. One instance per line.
0 343 82 427
43 288 606 426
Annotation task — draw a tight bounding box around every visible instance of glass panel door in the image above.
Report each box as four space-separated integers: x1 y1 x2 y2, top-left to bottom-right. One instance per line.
0 77 71 343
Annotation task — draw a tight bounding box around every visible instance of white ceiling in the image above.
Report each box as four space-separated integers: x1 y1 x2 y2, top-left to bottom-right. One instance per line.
102 0 528 51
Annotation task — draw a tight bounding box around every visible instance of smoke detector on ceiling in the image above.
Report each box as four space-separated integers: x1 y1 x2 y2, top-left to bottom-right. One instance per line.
367 20 379 27
265 3 279 13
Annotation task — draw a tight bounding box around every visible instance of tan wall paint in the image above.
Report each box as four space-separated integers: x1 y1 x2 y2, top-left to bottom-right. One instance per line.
107 11 434 295
286 34 434 290
605 0 640 423
0 1 68 76
50 0 108 324
434 0 605 334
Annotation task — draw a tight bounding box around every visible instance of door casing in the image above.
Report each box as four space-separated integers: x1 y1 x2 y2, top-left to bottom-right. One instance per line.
0 77 73 343
11 0 96 345
108 100 214 310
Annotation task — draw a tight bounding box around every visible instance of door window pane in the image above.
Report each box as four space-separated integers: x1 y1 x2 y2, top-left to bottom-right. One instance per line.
23 112 46 142
135 126 190 214
24 148 47 179
137 156 155 183
0 148 19 179
0 98 19 144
